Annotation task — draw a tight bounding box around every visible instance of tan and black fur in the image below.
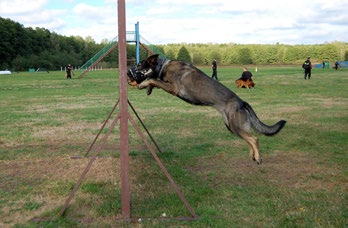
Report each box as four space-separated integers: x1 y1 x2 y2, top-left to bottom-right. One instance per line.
235 79 255 89
128 55 286 164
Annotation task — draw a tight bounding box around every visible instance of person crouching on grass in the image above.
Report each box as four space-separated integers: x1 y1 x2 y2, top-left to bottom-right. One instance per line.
235 67 255 89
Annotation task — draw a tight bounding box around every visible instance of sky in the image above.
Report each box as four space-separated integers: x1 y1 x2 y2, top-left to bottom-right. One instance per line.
1 0 347 45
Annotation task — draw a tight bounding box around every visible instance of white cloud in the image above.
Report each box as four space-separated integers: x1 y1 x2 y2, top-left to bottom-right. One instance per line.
0 0 47 15
0 0 347 44
0 0 66 31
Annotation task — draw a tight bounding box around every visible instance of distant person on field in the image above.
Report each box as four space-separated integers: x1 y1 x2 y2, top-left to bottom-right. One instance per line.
235 67 255 89
211 59 218 80
322 61 325 69
302 57 312 80
66 64 73 79
334 61 340 70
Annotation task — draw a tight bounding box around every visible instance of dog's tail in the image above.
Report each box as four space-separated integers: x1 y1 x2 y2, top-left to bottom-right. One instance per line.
244 102 286 136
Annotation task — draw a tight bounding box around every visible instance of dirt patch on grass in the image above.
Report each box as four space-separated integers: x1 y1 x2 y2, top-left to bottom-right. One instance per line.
1 148 345 227
306 96 348 108
31 122 102 143
187 150 346 192
0 156 121 191
277 106 309 113
0 153 152 227
0 156 122 227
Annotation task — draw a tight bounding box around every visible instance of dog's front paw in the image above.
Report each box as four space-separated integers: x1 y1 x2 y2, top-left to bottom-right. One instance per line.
138 80 149 90
137 84 143 90
146 86 153 95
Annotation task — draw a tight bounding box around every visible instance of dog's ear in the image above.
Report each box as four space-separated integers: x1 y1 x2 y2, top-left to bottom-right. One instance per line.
147 54 159 66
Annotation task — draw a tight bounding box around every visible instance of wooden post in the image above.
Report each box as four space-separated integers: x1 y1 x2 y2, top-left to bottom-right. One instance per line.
117 0 130 220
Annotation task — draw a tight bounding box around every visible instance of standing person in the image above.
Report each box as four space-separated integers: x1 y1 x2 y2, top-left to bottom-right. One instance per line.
302 57 312 80
334 61 340 70
211 59 218 80
322 61 325 69
66 64 73 79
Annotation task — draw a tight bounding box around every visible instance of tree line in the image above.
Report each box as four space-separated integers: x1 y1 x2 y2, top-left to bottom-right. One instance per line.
1 17 347 71
161 42 347 66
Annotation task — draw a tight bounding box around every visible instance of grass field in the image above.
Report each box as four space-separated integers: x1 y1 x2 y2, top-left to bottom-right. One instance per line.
0 66 347 227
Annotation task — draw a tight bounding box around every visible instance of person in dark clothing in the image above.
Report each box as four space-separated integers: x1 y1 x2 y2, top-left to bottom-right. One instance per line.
235 67 255 88
240 67 253 81
66 64 73 79
211 59 218 80
334 61 340 70
302 57 312 79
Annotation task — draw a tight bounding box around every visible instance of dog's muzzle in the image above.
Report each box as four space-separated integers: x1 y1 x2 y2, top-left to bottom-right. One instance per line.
127 66 153 85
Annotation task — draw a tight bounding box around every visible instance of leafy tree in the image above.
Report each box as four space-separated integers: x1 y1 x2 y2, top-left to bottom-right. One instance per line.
323 43 341 61
238 47 253 64
277 46 287 64
177 46 191 63
208 50 221 65
191 49 206 65
164 49 176 60
1 17 347 71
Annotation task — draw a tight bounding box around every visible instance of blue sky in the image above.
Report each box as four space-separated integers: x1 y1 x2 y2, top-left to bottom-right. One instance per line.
1 0 347 45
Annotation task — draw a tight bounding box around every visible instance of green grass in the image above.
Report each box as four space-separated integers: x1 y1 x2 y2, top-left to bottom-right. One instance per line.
0 67 347 227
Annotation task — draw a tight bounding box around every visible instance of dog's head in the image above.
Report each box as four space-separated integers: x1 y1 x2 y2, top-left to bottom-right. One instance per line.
127 54 159 86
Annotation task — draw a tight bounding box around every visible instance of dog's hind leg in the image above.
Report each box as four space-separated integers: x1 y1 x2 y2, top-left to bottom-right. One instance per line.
223 107 261 164
223 112 261 164
240 132 262 164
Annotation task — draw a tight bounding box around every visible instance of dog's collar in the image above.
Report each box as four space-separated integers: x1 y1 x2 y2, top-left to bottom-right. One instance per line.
154 58 170 80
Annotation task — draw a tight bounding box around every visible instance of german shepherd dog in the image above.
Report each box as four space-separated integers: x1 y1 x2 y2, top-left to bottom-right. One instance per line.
235 79 255 89
128 55 286 164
